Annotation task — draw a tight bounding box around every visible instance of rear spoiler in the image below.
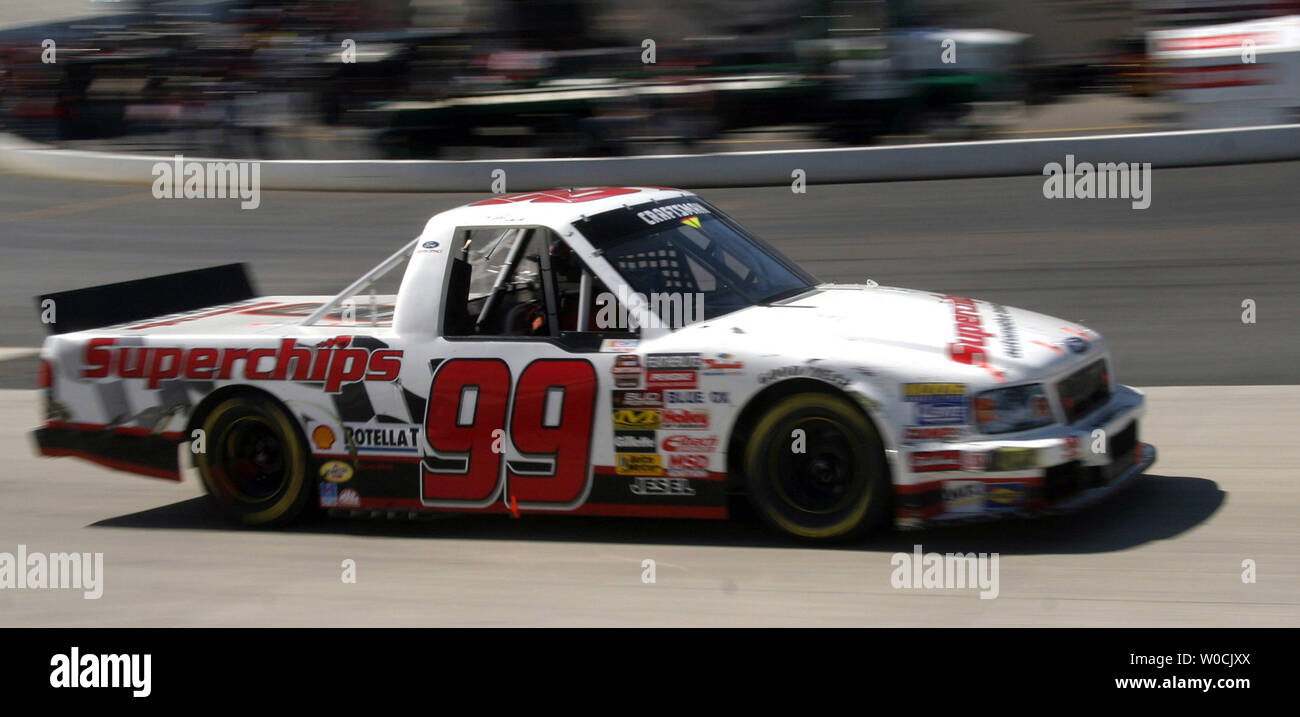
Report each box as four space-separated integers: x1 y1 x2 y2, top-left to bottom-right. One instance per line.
36 263 257 335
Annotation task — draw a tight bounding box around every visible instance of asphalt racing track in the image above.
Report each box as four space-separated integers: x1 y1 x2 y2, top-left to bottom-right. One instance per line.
0 162 1296 625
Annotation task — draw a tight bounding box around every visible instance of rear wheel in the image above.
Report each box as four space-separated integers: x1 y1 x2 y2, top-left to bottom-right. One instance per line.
196 394 314 527
744 393 890 540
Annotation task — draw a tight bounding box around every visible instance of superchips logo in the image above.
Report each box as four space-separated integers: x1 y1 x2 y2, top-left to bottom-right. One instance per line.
935 295 1004 381
81 337 402 392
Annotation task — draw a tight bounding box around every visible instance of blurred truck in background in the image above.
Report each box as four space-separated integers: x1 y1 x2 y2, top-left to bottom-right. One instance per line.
1148 14 1300 128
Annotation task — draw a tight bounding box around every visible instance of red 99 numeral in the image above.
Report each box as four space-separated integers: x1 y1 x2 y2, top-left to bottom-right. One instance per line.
421 359 596 507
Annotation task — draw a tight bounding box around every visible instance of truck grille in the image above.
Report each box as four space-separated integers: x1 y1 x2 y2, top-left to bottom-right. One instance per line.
1057 359 1110 424
1043 421 1139 503
1104 421 1138 481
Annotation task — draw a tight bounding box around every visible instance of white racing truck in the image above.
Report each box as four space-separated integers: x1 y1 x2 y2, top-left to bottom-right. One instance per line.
32 187 1155 539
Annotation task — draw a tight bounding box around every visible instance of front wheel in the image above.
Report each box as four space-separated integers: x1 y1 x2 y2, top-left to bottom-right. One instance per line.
195 394 315 527
744 393 890 540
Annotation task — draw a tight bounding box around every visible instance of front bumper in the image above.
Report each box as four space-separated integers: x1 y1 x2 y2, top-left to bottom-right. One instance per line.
893 384 1155 529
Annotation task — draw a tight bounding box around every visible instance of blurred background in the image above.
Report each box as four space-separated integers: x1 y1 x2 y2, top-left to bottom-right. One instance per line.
1 0 1298 159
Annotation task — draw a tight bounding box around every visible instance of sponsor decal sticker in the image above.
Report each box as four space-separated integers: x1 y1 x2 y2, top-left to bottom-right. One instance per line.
646 370 697 390
309 422 421 455
613 430 657 452
617 453 664 476
320 482 339 507
909 450 962 472
701 353 744 375
989 447 1038 472
644 353 700 390
661 407 709 431
991 304 1021 358
80 337 402 393
319 460 354 483
934 294 1005 382
600 339 640 353
941 480 986 514
661 434 720 453
612 409 661 430
311 425 336 450
645 353 702 370
663 389 705 404
903 382 967 426
629 476 697 496
666 454 709 471
986 483 1026 510
338 488 361 508
344 424 420 453
756 364 851 387
613 390 663 409
708 391 731 404
962 451 988 472
611 354 641 388
636 201 712 226
903 426 963 441
903 383 966 397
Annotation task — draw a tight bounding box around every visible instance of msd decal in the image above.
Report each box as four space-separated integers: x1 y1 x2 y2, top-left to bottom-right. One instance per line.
665 453 710 477
81 337 402 392
666 454 708 470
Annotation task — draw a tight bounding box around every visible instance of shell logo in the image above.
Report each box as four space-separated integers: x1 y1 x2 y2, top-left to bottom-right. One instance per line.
312 425 336 450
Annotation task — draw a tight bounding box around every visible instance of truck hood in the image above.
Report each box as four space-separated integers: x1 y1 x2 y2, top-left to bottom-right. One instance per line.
689 284 1105 385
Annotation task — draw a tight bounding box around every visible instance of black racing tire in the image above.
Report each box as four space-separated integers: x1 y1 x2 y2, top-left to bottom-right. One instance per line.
195 394 315 527
743 392 890 540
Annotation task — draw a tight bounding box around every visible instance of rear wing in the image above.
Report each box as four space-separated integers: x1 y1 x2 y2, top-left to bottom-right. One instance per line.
36 263 256 335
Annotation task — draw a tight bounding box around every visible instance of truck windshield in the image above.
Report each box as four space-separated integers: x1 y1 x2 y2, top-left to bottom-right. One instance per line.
573 199 817 323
